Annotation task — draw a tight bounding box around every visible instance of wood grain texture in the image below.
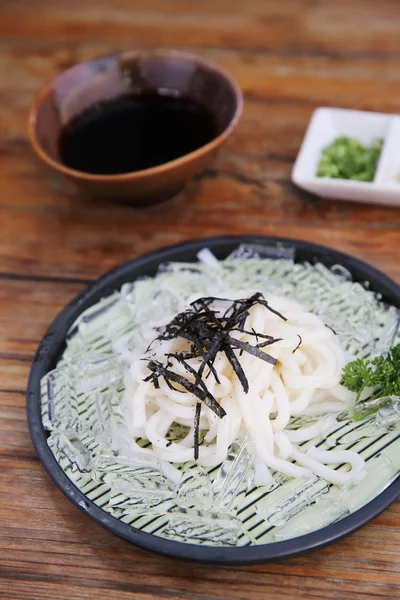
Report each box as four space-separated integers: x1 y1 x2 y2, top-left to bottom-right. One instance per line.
1 1 400 598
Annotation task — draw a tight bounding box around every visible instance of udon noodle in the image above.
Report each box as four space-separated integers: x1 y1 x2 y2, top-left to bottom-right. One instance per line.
121 292 366 486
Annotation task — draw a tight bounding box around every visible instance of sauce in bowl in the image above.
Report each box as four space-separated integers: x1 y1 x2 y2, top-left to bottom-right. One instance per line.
59 93 219 175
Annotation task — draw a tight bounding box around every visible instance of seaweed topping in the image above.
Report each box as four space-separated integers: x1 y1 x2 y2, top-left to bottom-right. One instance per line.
144 293 285 459
193 403 202 460
292 334 303 354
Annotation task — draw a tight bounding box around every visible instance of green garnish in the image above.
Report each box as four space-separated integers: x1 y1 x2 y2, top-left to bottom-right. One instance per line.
341 358 375 398
342 344 400 420
316 136 383 182
351 396 394 422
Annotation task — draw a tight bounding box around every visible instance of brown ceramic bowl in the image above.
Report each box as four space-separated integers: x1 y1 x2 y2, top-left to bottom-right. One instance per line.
28 50 243 205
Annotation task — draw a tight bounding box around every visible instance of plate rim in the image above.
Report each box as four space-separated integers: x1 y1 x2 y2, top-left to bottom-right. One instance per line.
27 234 400 564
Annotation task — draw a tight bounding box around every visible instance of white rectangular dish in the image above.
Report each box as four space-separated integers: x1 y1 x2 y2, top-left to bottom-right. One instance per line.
292 107 400 207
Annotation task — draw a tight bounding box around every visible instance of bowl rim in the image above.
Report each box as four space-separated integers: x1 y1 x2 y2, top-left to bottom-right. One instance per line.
28 49 243 182
26 235 400 565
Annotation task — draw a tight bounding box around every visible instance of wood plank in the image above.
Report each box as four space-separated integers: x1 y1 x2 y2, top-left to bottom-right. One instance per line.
0 205 400 281
0 280 83 356
3 42 400 116
0 360 30 393
1 0 400 57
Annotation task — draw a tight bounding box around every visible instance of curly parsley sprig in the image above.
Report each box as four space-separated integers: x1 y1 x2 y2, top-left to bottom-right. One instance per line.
342 344 400 421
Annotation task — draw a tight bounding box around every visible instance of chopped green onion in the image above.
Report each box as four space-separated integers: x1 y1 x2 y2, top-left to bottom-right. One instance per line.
316 136 383 182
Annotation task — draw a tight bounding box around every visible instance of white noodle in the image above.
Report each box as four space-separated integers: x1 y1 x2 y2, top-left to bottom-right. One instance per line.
124 292 363 485
254 459 274 487
274 431 292 459
286 415 337 442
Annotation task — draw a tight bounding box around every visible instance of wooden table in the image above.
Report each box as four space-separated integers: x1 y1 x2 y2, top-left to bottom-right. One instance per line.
1 1 400 598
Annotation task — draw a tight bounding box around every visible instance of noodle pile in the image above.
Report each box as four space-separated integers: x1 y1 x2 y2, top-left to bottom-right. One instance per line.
122 292 366 486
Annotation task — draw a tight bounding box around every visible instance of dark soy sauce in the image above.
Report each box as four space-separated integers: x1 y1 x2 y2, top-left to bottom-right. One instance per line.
59 93 219 175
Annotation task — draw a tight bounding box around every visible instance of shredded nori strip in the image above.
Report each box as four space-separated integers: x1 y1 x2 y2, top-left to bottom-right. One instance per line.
227 336 278 365
144 293 285 458
251 327 259 343
256 337 283 349
144 361 226 418
292 334 303 354
194 403 201 460
223 342 250 393
325 324 337 335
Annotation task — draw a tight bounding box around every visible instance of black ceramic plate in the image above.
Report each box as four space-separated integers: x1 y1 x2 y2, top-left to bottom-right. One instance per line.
27 235 400 564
